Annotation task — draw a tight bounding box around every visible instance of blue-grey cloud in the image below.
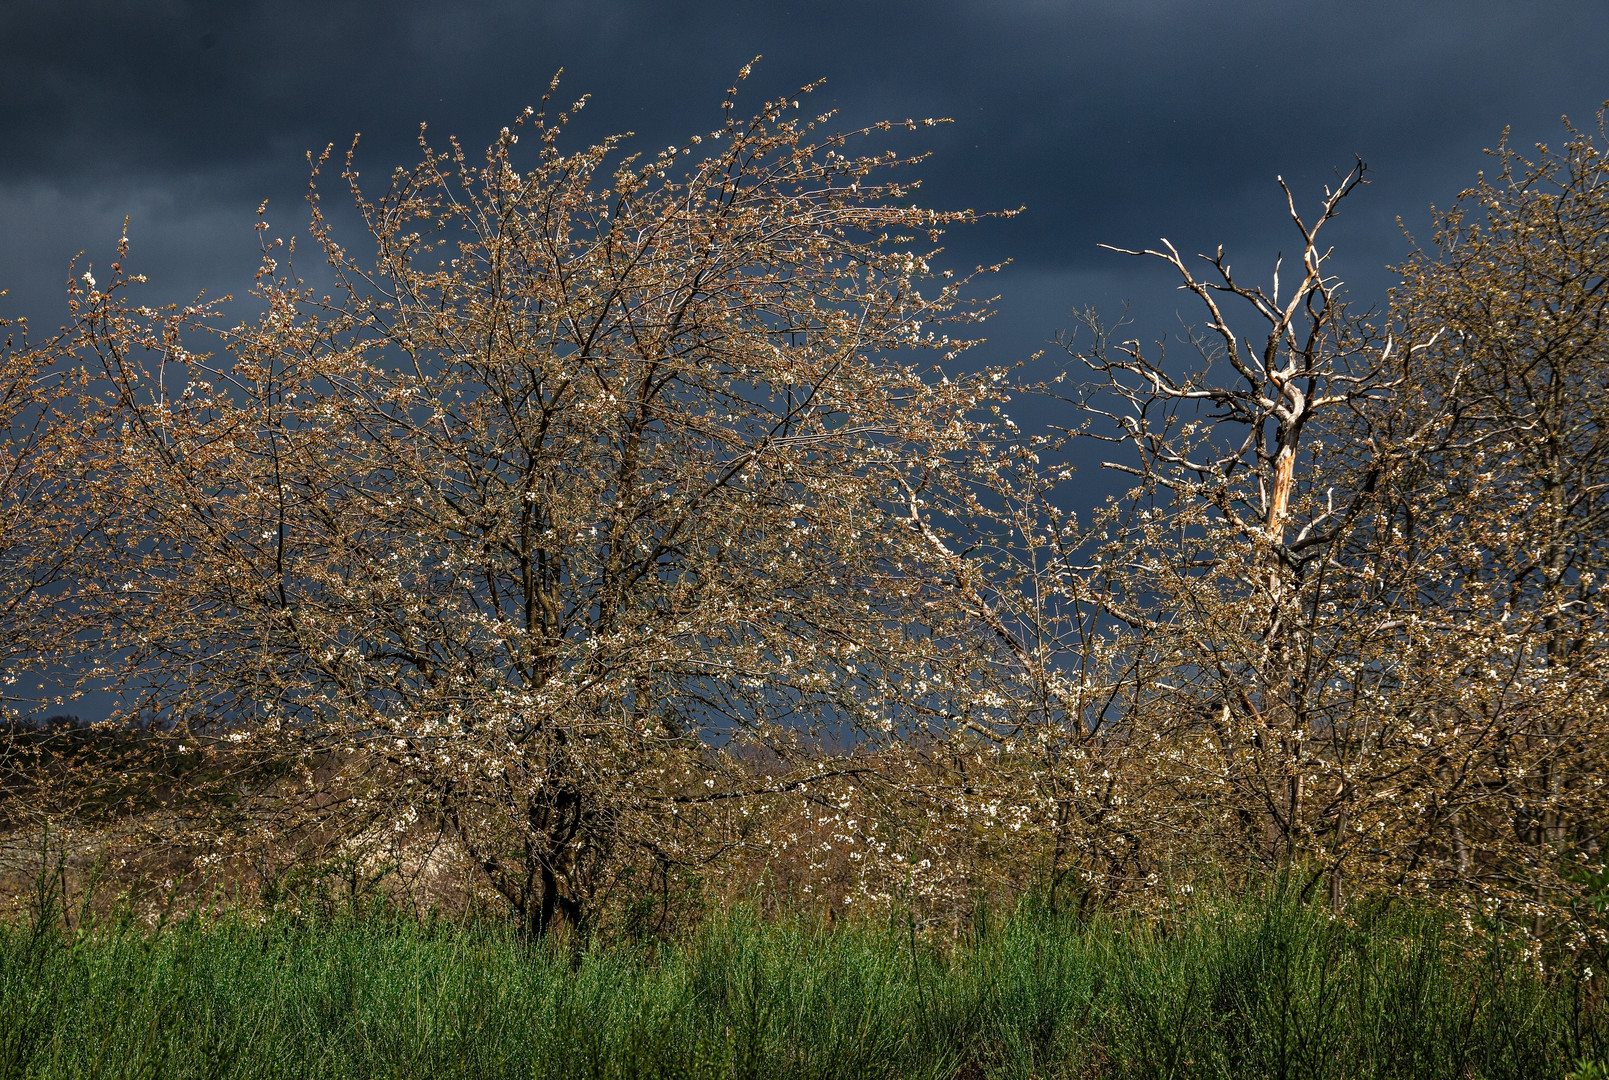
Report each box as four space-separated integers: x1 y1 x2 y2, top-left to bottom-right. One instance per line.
3 0 1606 357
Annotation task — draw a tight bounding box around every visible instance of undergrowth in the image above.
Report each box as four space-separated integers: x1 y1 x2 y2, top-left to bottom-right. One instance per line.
0 888 1602 1079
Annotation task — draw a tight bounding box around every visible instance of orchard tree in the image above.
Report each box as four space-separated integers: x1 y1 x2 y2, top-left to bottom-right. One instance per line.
0 302 88 717
1364 108 1609 932
59 73 1014 935
0 295 112 850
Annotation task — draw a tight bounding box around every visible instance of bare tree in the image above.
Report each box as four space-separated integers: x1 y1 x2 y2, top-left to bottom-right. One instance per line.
1010 122 1609 934
1046 164 1401 891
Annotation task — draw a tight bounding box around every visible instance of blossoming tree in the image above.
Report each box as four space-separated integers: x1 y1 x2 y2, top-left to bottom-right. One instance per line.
58 74 1014 935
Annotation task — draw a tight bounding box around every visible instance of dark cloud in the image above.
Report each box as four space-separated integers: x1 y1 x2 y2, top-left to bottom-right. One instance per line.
3 0 1607 358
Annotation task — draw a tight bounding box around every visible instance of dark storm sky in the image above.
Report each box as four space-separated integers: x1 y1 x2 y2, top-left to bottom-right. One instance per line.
3 0 1607 367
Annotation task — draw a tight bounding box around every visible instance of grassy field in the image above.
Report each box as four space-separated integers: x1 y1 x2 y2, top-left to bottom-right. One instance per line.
0 891 1602 1080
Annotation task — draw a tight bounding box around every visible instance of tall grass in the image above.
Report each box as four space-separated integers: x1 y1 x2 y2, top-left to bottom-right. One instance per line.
0 890 1601 1079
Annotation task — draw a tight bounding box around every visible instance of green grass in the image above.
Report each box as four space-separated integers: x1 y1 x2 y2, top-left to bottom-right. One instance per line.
0 891 1601 1079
